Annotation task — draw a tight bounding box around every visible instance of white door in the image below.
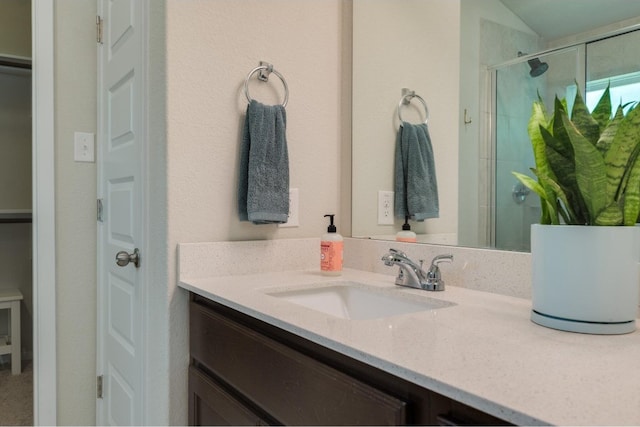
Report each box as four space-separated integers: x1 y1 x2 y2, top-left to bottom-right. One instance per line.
96 0 147 425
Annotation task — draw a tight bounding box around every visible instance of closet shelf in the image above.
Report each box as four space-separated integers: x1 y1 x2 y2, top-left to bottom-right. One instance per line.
0 210 32 223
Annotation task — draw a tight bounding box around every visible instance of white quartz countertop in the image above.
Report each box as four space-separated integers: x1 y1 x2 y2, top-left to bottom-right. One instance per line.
179 268 640 426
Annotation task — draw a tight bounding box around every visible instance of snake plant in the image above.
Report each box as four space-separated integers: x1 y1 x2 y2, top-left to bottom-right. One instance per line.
513 85 640 226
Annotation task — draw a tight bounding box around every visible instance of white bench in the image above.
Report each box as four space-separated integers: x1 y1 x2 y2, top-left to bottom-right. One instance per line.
0 289 23 375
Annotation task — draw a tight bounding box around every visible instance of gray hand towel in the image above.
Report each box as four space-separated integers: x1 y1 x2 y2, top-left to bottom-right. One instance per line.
394 122 439 221
238 100 290 224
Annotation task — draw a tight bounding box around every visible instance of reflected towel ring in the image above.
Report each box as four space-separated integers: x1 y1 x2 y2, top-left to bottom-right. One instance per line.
244 64 289 108
397 93 429 125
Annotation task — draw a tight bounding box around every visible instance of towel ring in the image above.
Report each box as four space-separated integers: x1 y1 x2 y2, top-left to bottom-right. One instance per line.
244 64 289 108
397 93 429 125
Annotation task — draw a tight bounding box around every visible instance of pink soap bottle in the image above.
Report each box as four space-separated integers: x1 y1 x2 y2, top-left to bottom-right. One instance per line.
321 214 343 276
396 216 417 243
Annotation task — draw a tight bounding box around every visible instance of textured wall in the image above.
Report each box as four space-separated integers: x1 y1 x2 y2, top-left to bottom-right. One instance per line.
54 1 98 424
165 1 345 423
166 0 344 243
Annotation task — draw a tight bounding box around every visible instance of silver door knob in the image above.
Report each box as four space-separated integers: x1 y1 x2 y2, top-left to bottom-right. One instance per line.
116 248 140 268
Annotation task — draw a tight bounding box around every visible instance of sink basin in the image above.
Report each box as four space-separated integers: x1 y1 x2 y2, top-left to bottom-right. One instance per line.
266 282 455 320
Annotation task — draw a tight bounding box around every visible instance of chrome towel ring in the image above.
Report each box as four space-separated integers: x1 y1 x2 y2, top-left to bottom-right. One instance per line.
244 61 289 108
397 88 429 125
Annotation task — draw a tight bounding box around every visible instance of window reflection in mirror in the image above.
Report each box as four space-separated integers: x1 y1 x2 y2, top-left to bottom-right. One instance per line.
586 30 640 113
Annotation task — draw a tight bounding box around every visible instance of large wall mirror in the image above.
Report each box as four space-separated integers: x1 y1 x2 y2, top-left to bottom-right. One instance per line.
351 0 640 252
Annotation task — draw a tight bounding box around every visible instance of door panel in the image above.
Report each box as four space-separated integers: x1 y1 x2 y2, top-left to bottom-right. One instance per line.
108 180 135 243
97 0 146 425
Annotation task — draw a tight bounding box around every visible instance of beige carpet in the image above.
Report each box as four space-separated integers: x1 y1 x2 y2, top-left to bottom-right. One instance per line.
0 360 33 426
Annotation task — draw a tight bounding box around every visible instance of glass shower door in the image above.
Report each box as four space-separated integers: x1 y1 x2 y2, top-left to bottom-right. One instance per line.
493 47 580 251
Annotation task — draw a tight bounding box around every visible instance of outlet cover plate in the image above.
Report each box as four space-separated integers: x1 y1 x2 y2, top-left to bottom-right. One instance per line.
378 190 394 225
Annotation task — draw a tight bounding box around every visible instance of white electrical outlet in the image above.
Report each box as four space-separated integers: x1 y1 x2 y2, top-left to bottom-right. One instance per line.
279 188 299 228
377 190 394 225
74 132 95 162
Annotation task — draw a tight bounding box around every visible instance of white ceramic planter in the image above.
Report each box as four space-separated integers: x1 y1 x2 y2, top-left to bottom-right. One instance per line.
530 224 640 334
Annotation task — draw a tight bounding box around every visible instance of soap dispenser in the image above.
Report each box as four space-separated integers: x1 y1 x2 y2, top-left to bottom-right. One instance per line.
321 214 343 276
396 216 417 243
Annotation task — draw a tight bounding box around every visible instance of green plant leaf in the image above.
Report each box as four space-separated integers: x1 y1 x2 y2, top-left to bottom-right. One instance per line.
523 85 640 227
532 169 577 224
591 84 612 130
595 203 623 226
526 97 562 224
550 97 573 159
604 102 640 201
561 108 609 223
596 104 624 153
529 98 553 171
571 85 601 146
512 171 558 224
617 138 640 205
623 154 640 225
539 125 589 224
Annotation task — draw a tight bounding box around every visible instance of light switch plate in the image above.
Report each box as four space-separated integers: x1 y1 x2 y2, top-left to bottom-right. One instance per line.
74 132 95 162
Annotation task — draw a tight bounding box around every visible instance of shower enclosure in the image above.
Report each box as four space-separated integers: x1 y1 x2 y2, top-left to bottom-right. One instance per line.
489 28 640 251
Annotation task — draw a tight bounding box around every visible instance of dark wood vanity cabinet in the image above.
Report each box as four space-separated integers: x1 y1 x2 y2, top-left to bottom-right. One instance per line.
189 294 510 426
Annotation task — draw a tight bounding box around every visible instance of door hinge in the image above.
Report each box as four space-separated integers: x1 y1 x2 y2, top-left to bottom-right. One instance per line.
97 375 104 399
97 198 104 222
96 15 103 44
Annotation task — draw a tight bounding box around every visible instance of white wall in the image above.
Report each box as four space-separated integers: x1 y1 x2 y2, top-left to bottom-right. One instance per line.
351 0 460 239
54 1 98 424
145 1 171 424
165 0 346 423
166 0 344 243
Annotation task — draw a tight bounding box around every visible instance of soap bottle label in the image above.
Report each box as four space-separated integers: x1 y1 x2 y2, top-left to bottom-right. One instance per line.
321 240 343 271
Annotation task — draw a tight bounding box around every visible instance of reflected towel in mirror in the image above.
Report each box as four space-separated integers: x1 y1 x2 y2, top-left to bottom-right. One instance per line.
394 122 439 221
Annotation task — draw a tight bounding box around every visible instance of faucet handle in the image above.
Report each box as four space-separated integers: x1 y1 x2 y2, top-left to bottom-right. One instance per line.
423 254 453 291
429 254 453 270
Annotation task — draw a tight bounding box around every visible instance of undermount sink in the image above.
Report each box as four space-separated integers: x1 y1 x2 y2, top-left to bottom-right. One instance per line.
266 281 455 320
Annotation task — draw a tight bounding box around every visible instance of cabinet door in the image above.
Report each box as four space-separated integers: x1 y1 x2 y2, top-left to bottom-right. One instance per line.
189 366 269 426
190 301 407 425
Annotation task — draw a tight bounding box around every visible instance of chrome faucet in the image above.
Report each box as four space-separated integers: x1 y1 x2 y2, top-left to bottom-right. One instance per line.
381 249 453 291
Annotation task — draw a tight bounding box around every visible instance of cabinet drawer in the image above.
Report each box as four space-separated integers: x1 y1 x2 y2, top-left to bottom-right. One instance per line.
190 301 407 425
189 366 269 426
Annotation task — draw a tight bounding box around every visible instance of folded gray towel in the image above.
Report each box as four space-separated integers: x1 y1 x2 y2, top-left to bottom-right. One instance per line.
238 100 290 224
394 122 439 221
